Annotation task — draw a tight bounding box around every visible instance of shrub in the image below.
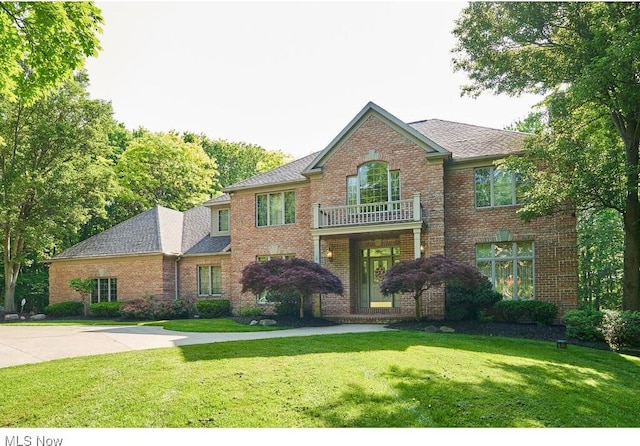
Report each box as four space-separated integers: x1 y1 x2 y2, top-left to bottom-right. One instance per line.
527 301 558 326
89 302 124 318
265 290 301 317
601 310 640 351
43 301 84 317
493 300 530 322
196 299 231 318
562 308 605 342
241 307 265 317
120 296 197 320
445 280 502 321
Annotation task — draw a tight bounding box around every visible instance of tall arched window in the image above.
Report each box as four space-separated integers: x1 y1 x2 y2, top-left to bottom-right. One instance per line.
347 161 400 206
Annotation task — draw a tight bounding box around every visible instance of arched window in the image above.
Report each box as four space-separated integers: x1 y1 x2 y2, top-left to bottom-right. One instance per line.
347 161 400 206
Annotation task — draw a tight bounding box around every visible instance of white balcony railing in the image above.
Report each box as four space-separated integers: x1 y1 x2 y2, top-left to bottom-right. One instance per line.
313 193 421 229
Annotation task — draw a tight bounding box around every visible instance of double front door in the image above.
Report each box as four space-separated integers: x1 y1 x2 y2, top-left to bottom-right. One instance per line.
358 247 399 308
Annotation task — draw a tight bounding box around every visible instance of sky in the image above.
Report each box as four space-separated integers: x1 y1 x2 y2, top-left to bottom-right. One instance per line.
84 1 545 159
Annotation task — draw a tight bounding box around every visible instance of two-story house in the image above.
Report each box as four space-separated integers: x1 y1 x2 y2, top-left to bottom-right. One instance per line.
48 102 578 321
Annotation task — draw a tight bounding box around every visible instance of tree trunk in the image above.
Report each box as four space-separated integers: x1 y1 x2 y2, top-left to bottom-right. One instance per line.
299 294 305 319
414 290 423 321
3 234 20 313
614 115 640 311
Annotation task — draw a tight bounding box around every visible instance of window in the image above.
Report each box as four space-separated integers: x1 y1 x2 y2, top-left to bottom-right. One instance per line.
255 254 294 304
198 265 222 296
256 191 295 227
474 166 523 208
476 242 534 299
90 278 117 304
218 209 229 232
347 162 400 206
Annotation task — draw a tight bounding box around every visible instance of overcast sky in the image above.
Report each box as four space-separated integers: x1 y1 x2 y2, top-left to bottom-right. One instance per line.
84 1 544 159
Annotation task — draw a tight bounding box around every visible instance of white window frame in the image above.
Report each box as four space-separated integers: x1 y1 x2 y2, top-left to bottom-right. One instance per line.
90 278 117 304
256 191 296 227
347 162 400 206
475 241 535 300
198 265 222 297
474 166 522 208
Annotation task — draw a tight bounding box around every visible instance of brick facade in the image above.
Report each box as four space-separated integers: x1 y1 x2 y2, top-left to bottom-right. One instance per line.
48 102 578 322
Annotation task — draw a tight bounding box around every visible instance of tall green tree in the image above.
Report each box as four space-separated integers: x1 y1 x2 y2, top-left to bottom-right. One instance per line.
0 73 116 312
114 132 218 215
452 2 640 310
0 2 103 104
187 134 293 188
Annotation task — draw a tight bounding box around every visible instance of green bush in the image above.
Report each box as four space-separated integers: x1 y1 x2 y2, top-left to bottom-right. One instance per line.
196 299 231 319
266 290 301 317
493 300 530 322
43 301 84 317
446 280 502 321
492 300 558 325
527 301 558 326
601 310 640 351
240 307 265 317
562 308 605 342
89 302 124 318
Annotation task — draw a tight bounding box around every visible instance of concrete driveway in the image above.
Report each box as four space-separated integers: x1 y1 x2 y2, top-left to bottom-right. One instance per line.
0 323 391 368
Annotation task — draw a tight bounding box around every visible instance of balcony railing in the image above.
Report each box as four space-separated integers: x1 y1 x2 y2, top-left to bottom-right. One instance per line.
313 193 422 229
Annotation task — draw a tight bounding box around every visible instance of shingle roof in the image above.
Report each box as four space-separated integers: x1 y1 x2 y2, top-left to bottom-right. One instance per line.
224 152 319 192
409 119 528 161
53 205 229 260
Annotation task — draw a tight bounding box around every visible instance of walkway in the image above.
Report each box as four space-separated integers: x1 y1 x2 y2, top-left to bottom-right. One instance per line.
0 323 391 368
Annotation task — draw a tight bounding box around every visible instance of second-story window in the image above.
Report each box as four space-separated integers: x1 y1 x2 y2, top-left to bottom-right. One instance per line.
218 209 230 232
474 166 523 208
347 161 400 206
256 191 295 227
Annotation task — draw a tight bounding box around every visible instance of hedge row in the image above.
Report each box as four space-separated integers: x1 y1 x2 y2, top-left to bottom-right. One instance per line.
43 298 232 320
563 308 640 350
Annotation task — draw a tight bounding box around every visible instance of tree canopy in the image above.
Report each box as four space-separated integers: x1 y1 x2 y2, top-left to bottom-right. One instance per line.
452 2 640 310
0 73 116 311
0 2 103 104
240 258 343 319
380 255 486 321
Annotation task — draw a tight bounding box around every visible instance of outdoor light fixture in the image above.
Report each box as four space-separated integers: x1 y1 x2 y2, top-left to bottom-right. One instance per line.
325 247 334 262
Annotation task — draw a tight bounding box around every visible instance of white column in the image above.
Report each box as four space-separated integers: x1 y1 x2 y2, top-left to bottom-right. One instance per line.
413 228 422 259
313 235 321 264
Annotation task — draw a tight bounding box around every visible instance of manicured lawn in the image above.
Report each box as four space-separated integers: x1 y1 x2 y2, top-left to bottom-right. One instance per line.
14 318 286 332
0 331 638 427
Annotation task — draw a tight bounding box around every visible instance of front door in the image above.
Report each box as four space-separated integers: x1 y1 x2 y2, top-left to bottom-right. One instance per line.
359 247 400 308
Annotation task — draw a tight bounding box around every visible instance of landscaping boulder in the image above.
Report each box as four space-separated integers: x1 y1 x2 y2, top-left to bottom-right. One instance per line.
250 320 259 326
4 314 19 322
439 326 456 333
423 325 439 333
259 319 277 326
31 314 46 321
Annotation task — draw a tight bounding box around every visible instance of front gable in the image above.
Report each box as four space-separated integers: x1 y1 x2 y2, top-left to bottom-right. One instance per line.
303 102 450 176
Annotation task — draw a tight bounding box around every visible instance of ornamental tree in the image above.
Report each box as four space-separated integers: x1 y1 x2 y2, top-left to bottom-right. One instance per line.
240 258 343 319
380 255 486 321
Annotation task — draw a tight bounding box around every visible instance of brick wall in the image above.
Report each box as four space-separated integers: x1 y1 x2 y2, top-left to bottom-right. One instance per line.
177 254 231 300
443 164 578 317
48 254 174 304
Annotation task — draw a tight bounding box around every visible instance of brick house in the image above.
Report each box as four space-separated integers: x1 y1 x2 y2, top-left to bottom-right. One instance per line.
48 102 578 321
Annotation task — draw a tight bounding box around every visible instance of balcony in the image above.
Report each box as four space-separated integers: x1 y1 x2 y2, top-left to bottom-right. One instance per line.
313 193 422 229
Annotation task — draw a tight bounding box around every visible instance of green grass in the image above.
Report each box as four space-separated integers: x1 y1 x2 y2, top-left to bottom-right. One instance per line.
14 317 286 332
1 331 638 427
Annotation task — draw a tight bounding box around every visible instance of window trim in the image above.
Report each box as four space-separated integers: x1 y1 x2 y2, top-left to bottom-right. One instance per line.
89 278 117 304
474 166 522 208
217 208 230 233
256 190 296 227
347 161 400 206
476 241 535 300
197 265 223 297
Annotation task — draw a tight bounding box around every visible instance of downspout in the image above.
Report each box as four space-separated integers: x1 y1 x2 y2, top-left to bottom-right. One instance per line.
175 255 183 300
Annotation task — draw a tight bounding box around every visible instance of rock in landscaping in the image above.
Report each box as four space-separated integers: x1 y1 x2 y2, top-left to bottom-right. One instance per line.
249 320 259 326
259 319 277 326
423 325 439 333
439 326 456 333
4 314 19 321
31 314 46 320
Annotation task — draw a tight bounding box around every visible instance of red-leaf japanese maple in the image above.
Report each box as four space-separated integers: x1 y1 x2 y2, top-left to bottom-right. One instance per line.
241 258 344 318
380 255 486 320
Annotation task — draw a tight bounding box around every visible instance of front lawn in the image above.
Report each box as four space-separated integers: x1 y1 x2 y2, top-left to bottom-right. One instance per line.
0 331 638 427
